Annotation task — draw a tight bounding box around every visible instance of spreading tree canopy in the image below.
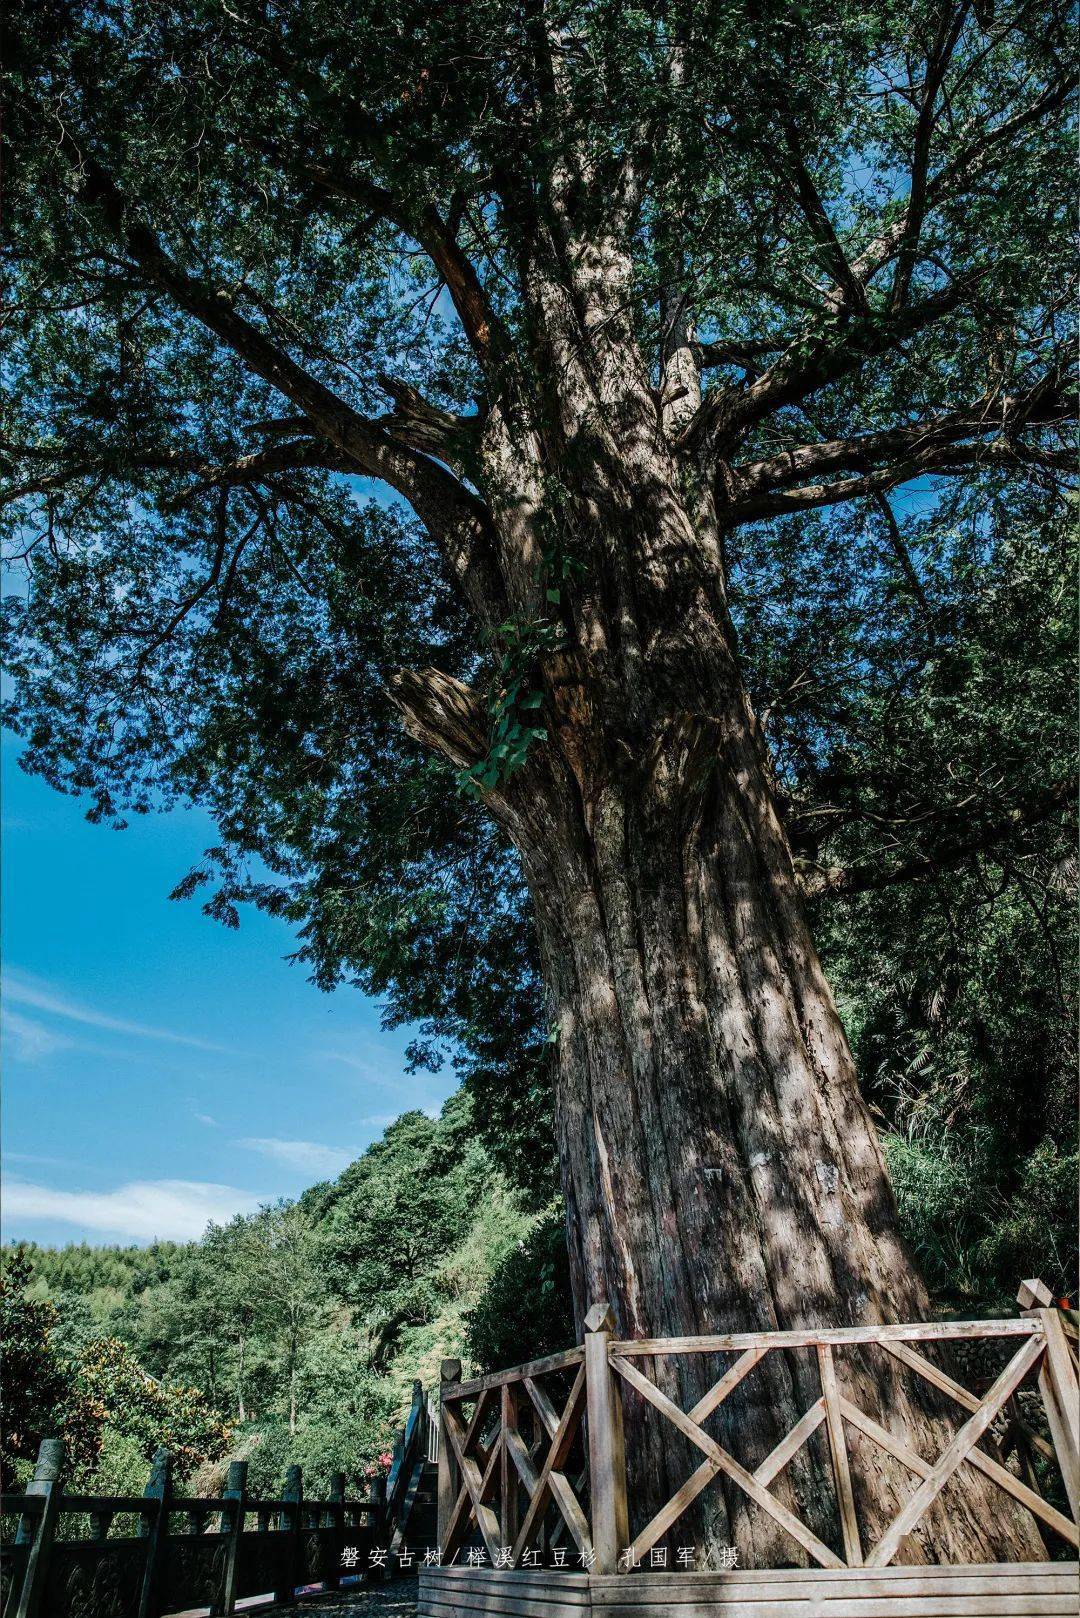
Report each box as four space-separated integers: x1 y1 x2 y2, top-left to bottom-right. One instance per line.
4 0 1075 1565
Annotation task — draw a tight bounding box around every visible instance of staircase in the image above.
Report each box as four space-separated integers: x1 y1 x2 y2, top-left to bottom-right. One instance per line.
382 1382 441 1570
389 1458 439 1562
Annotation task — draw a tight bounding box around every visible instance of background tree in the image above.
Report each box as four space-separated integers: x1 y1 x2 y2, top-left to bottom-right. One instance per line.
0 1253 104 1488
4 0 1074 1562
228 1202 327 1436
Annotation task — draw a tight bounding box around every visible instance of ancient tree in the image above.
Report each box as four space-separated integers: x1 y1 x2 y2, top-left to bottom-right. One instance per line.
4 0 1074 1563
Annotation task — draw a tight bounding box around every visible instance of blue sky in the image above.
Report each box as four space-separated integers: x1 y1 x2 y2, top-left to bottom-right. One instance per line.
1 728 455 1247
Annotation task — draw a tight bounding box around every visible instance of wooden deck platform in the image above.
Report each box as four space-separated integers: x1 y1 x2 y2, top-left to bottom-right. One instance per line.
419 1560 1079 1618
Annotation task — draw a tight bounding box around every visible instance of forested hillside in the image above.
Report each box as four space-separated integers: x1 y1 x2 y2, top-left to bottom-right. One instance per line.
2 1092 572 1498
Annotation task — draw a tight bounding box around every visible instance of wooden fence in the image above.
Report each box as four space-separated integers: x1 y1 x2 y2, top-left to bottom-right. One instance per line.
0 1379 440 1618
432 1278 1079 1590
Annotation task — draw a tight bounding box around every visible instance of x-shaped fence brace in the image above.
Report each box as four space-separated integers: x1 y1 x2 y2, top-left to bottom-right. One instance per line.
609 1326 1077 1570
441 1363 593 1567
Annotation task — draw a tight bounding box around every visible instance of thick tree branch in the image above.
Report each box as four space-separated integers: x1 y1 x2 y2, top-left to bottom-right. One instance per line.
1 440 369 510
774 117 868 314
698 337 787 371
734 384 1075 501
33 111 509 627
728 439 1073 521
801 778 1076 900
374 377 483 476
258 146 507 373
888 5 969 313
683 276 979 453
386 667 489 772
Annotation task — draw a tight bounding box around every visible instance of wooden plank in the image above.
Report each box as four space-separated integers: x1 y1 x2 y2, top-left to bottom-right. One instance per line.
839 1397 1078 1548
420 1593 590 1618
590 1572 1079 1602
505 1421 543 1493
12 1439 64 1618
136 1448 171 1618
1037 1308 1079 1519
445 1347 585 1401
421 1581 1080 1618
512 1365 587 1566
503 1385 521 1553
421 1597 591 1618
273 1463 303 1605
610 1354 843 1570
420 1569 592 1617
218 1460 247 1614
881 1339 1056 1463
590 1599 1077 1617
427 1567 589 1588
587 1564 1075 1588
866 1332 1046 1567
1038 1363 1080 1521
523 1376 562 1440
818 1345 862 1565
548 1470 593 1555
463 1386 498 1463
754 1399 826 1488
610 1318 1037 1357
839 1399 932 1480
628 1456 717 1565
629 1396 826 1562
687 1347 767 1425
506 1416 590 1553
427 1566 1077 1587
438 1358 463 1552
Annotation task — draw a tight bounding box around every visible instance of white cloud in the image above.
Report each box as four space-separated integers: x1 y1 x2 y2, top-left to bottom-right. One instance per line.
238 1137 356 1175
3 969 232 1053
193 1112 218 1127
2 1178 262 1242
2 1010 74 1062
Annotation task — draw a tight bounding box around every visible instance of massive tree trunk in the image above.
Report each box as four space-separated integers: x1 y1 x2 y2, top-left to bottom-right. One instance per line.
401 497 1044 1563
522 683 1043 1564
390 211 1045 1564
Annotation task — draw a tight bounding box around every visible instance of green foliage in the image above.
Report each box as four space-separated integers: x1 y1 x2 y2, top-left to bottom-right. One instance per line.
766 496 1078 1304
0 1253 103 1488
319 1101 489 1343
461 616 561 794
465 1205 575 1371
74 1338 230 1484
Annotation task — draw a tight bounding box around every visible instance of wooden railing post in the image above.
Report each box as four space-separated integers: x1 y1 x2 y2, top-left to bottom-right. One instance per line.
274 1464 303 1606
501 1383 520 1554
1019 1278 1080 1519
136 1448 172 1618
13 1437 64 1618
324 1471 346 1592
217 1458 247 1615
584 1302 628 1575
817 1343 862 1565
437 1358 461 1554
